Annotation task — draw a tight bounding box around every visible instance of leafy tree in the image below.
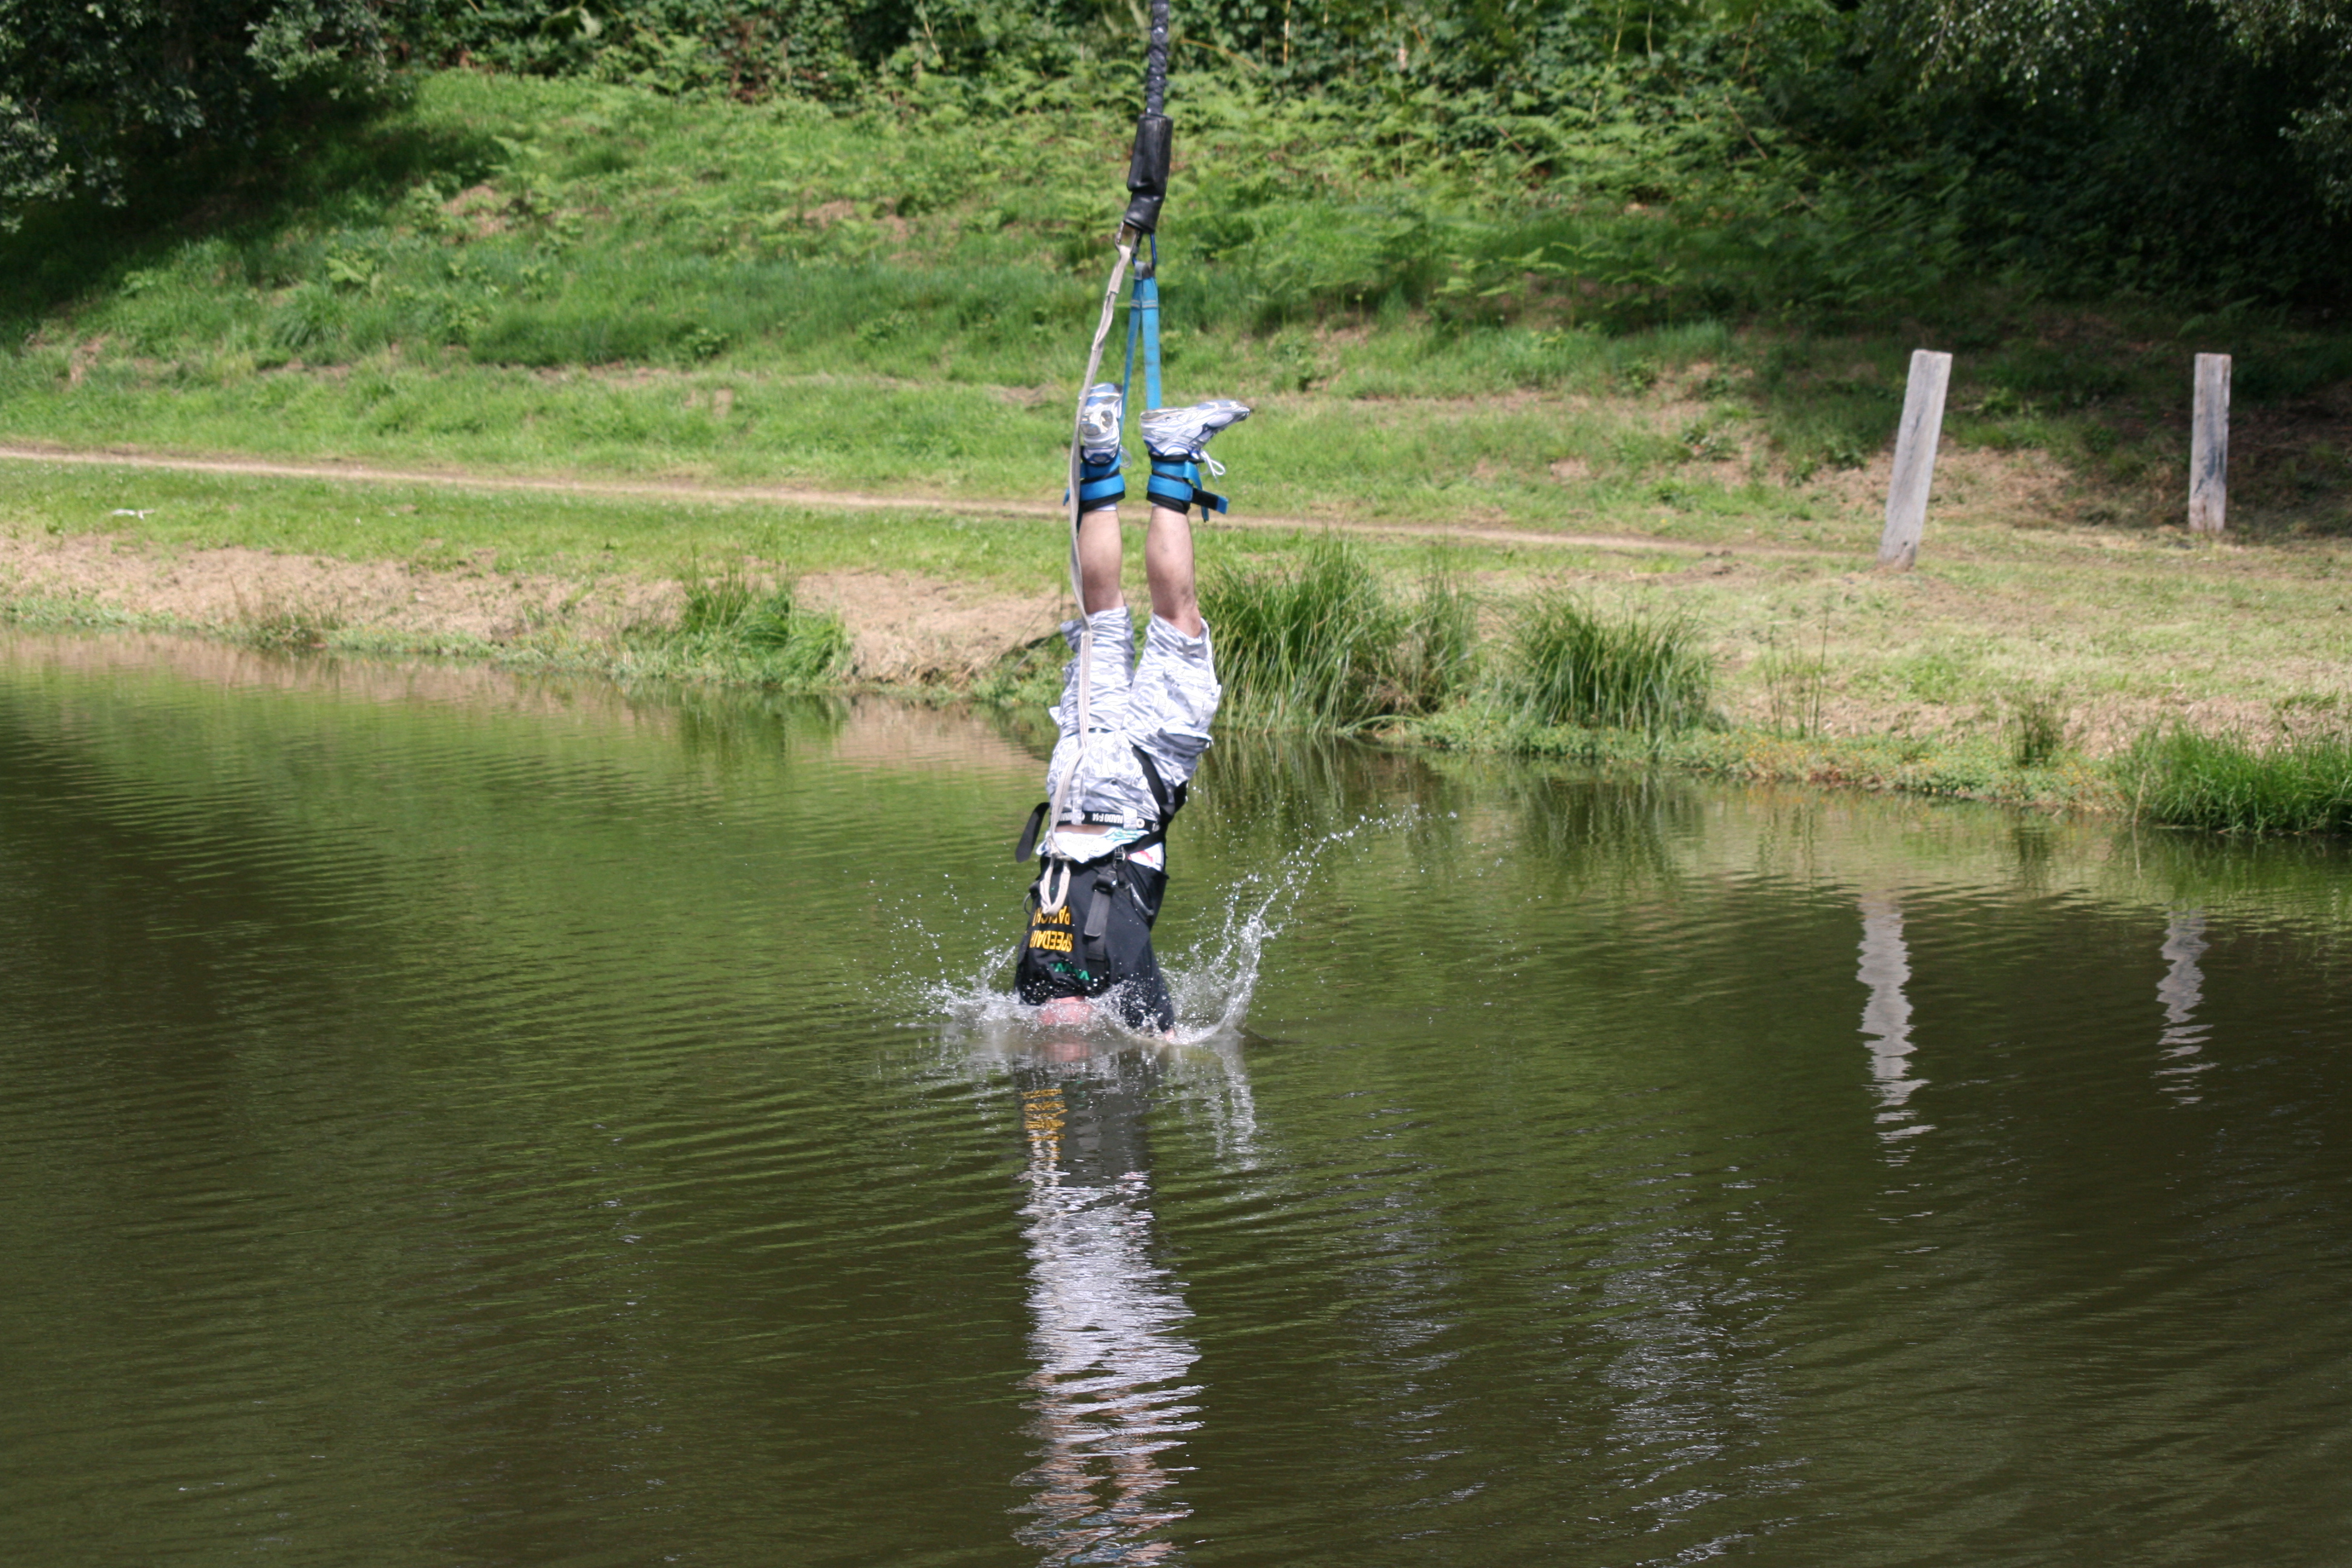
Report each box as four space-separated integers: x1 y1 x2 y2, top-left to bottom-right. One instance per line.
1871 0 2352 214
0 0 385 222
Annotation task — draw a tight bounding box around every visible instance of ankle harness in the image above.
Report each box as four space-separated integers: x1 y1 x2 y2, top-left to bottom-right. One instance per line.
1068 449 1126 511
1146 454 1226 519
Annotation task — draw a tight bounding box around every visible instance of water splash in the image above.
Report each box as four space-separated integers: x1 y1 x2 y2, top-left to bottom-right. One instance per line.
912 812 1406 1045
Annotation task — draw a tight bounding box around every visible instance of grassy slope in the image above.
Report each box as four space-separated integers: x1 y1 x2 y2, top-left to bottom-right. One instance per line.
3 70 2352 816
5 71 2347 534
6 452 2349 762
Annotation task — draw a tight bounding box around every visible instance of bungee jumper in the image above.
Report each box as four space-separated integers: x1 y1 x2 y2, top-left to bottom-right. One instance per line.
1011 0 1250 1034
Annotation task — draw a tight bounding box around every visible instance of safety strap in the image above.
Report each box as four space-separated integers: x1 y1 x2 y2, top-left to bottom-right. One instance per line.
1017 745 1186 881
1084 871 1116 941
1067 452 1126 511
1146 456 1227 519
1131 743 1187 823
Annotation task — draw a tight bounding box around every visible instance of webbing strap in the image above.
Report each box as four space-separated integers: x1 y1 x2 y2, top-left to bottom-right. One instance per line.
1131 744 1187 825
1083 876 1115 941
1041 232 1137 918
1147 459 1227 518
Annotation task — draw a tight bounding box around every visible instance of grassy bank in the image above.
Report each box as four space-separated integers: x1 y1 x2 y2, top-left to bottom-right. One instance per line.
10 452 2352 828
2117 728 2352 834
5 68 2352 830
3 71 2349 539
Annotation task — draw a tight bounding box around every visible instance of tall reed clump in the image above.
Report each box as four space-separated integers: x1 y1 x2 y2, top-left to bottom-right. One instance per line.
1201 535 1473 730
2008 691 2069 768
2118 725 2352 833
656 567 851 686
1508 590 1713 733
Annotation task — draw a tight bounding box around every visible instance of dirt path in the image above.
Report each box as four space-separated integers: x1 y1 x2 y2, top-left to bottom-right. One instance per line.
0 440 1728 557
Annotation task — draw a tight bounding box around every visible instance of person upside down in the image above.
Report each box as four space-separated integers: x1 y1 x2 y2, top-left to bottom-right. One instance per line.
1014 384 1251 1033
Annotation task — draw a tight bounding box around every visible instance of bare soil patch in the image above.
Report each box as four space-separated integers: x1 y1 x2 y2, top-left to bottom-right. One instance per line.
0 531 670 646
0 529 1060 683
800 569 1062 683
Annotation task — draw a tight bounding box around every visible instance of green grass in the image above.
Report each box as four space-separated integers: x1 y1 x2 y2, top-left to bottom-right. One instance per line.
2008 691 2070 769
2118 727 2352 834
1 70 2344 537
1506 591 1713 733
1201 534 1472 729
644 566 851 686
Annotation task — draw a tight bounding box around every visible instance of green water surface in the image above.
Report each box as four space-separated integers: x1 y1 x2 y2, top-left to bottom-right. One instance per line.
2 631 2348 1567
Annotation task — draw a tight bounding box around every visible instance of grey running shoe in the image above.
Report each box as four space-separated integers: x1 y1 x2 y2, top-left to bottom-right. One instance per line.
1077 382 1123 461
1142 398 1252 461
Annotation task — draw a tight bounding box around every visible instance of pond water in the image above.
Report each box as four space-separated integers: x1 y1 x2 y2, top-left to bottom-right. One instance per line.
4 631 2351 1567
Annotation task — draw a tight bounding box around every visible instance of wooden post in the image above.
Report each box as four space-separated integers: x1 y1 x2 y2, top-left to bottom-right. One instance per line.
1877 349 1953 570
2190 353 2230 534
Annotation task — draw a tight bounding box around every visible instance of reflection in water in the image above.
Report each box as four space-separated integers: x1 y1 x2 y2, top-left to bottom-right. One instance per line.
2157 912 2211 1103
21 630 2352 1568
1010 1045 1209 1564
1858 896 1931 1144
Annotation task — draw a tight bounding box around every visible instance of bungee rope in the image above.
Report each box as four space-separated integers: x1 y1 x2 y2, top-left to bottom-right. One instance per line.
1037 0 1173 919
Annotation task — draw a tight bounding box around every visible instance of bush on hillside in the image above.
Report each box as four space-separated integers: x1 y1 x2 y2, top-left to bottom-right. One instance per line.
1203 535 1471 730
0 0 385 224
1509 592 1713 734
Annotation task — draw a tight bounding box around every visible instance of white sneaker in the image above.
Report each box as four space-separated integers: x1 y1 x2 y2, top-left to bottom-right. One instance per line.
1077 382 1123 462
1142 399 1251 461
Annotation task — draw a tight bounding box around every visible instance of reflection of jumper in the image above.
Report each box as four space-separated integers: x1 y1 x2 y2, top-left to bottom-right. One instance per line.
1013 1068 1201 1564
1018 608 1221 1031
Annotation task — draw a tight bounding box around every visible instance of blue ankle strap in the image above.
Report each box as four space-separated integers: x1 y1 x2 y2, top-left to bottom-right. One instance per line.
1065 451 1126 510
1072 451 1134 512
1068 451 1129 512
1146 456 1228 518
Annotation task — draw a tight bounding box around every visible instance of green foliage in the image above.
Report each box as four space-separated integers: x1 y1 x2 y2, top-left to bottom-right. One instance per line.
1508 592 1713 734
2119 724 2352 833
650 566 852 685
390 0 872 99
1201 534 1462 730
350 0 2352 307
0 0 386 221
1809 0 2352 301
2008 691 2069 768
10 0 2352 307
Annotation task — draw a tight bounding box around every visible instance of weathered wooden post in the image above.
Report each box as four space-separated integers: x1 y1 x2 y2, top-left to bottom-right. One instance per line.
2190 353 2230 535
1877 349 1953 570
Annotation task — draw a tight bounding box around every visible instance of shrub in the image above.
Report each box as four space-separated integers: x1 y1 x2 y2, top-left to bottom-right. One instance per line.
660 567 850 685
2119 725 2352 834
1393 551 1478 716
1508 591 1711 733
0 1 385 223
2009 691 2070 768
1201 535 1468 730
1203 534 1396 730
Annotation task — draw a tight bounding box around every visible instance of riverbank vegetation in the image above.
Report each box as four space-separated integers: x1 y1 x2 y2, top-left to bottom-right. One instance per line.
2119 727 2352 835
1201 537 1474 728
1508 593 1713 734
10 454 2352 828
2 5 2350 832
